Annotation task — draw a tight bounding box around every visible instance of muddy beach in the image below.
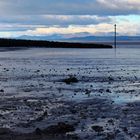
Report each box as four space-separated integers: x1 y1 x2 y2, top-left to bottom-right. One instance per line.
0 47 139 140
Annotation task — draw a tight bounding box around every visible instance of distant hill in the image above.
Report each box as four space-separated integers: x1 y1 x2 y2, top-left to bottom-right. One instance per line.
64 36 140 42
17 34 64 41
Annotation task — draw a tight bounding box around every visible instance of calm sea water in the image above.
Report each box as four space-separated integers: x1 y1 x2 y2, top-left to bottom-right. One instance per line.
0 45 139 59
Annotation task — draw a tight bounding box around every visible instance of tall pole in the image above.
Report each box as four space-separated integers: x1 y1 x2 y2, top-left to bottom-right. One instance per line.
114 24 117 57
114 24 117 49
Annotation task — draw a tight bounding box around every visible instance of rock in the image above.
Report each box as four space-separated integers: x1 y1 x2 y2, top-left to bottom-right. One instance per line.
92 125 104 133
108 119 114 125
108 77 114 81
106 133 115 140
63 76 78 84
99 89 103 93
106 89 111 93
35 70 40 72
43 122 75 134
115 129 120 134
35 128 42 135
85 89 91 96
0 89 4 92
122 127 128 133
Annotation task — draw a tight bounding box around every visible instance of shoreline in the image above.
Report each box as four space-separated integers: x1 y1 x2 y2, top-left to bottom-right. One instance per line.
0 38 112 48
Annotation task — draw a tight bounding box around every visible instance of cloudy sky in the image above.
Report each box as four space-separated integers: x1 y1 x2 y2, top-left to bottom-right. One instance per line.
0 0 140 37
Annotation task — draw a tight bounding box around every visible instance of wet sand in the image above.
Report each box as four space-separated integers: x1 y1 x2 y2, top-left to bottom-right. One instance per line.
0 47 139 140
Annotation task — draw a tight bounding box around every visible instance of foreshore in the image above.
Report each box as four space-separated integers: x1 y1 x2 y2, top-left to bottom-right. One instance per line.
0 47 139 140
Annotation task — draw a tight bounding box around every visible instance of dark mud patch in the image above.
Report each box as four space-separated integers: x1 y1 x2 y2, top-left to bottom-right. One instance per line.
37 122 75 135
0 98 139 140
0 128 79 140
63 76 79 84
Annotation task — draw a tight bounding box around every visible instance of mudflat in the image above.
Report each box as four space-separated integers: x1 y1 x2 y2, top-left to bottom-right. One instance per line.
0 47 139 140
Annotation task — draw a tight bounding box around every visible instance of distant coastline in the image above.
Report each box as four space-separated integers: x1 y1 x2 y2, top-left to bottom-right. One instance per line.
95 41 140 45
0 38 112 49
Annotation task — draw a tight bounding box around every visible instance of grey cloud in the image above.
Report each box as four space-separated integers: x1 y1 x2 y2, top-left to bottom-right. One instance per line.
0 15 112 31
0 0 139 16
0 0 139 36
1 15 112 24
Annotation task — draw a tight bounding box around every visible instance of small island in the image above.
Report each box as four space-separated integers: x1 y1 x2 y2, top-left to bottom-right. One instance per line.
0 38 112 48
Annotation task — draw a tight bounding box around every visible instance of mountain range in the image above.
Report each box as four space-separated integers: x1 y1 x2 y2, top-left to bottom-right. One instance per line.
16 34 140 43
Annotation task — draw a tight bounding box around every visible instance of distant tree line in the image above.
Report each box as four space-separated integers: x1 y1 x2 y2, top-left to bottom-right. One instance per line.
0 38 112 48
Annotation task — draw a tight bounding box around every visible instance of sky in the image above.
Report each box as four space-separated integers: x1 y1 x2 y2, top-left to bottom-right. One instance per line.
0 0 139 38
